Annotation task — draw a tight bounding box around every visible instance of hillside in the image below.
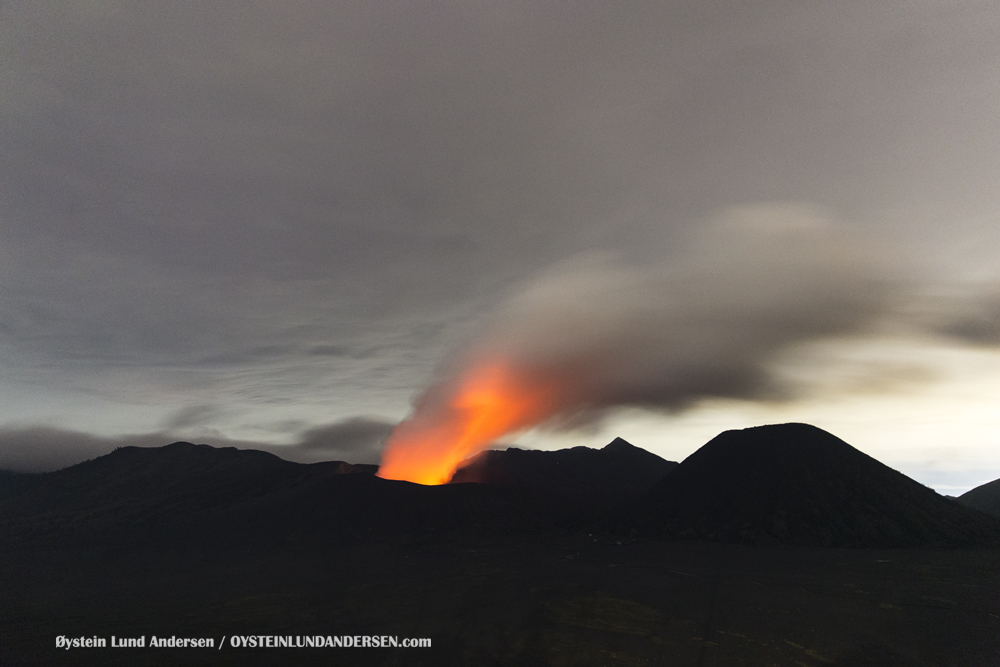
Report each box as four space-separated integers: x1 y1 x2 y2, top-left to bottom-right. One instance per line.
0 442 550 548
958 477 1000 517
449 437 677 509
623 423 1000 547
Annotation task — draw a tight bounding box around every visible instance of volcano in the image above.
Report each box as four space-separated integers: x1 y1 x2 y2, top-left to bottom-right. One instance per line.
958 477 1000 517
449 437 677 510
623 423 1000 547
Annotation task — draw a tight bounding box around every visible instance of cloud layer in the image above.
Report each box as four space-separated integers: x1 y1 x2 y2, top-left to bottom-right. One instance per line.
0 2 998 451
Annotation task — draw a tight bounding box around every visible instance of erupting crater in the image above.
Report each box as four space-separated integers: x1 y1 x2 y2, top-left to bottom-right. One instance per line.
376 361 561 485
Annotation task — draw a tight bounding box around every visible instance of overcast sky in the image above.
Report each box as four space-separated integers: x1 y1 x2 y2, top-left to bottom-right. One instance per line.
2 2 999 492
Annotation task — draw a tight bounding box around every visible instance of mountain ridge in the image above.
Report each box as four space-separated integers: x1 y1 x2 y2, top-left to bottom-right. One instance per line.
622 423 1000 547
958 477 1000 517
3 426 998 549
448 436 677 509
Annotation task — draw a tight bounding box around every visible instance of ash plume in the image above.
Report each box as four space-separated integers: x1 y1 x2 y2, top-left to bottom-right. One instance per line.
377 204 907 482
453 205 901 417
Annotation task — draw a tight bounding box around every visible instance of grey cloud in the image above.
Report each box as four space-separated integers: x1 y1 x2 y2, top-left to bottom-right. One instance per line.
161 405 223 430
308 345 350 357
6 2 998 284
199 345 297 366
0 428 170 473
307 344 388 360
905 287 1000 346
292 418 394 465
199 418 392 465
1 2 999 441
943 309 1000 345
0 417 395 473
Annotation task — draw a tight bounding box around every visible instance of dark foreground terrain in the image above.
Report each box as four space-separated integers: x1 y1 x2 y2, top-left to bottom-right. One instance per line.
3 424 1000 665
3 537 999 666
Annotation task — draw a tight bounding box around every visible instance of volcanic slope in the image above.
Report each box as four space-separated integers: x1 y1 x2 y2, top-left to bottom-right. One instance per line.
958 477 1000 517
449 437 677 509
0 442 553 548
624 423 1000 547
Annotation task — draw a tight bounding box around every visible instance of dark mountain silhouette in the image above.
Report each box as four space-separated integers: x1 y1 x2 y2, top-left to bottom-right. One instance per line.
2 427 996 550
0 469 35 499
4 429 1000 667
0 442 354 517
0 442 552 548
448 437 677 509
623 423 1000 547
958 477 1000 517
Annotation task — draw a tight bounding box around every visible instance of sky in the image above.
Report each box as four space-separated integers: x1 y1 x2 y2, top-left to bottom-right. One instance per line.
1 1 999 493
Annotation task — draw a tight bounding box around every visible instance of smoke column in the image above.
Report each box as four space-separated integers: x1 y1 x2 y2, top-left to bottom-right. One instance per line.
377 204 901 484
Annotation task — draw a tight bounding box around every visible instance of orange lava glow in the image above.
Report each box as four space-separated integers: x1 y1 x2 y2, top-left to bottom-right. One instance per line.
376 362 558 485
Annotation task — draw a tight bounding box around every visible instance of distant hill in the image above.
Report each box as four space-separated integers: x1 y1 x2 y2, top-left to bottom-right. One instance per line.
622 423 1000 547
449 437 677 509
958 477 1000 517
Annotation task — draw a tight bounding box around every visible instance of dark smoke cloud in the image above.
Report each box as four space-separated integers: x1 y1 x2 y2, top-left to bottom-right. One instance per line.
428 204 907 425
